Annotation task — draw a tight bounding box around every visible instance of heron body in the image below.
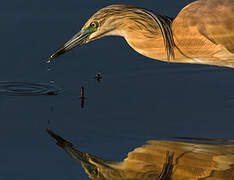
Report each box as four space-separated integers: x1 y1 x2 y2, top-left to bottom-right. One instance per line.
47 129 234 180
48 0 234 68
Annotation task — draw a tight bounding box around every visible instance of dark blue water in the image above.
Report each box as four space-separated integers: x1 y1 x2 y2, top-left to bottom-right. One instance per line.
1 1 234 179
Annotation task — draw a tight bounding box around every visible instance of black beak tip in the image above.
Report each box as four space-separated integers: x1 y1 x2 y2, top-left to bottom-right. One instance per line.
47 56 53 63
47 47 66 63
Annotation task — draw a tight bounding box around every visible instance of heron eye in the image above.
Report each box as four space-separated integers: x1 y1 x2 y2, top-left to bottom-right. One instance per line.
90 21 98 29
92 168 98 176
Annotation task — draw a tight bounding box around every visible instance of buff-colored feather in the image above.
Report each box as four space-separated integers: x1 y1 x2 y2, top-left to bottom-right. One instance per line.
48 0 234 68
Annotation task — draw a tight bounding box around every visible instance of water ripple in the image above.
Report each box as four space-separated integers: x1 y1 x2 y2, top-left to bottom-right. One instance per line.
0 81 62 96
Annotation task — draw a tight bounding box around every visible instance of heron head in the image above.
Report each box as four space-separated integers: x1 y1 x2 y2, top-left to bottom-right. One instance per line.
48 5 128 62
48 4 170 62
47 128 122 180
80 161 104 180
80 154 122 180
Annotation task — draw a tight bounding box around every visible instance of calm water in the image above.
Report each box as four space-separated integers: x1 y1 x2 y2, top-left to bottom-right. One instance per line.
1 0 234 179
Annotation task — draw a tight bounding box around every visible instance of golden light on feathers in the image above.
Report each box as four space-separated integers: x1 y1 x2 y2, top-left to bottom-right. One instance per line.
48 0 234 68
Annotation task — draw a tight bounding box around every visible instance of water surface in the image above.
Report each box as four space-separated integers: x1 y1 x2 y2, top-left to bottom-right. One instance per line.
1 0 234 179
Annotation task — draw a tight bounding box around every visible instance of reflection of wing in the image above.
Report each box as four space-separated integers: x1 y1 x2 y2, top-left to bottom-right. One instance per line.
124 140 234 180
172 0 234 63
157 152 174 180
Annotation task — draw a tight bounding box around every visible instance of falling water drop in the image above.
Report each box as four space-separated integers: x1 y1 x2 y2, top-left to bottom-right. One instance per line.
47 66 52 71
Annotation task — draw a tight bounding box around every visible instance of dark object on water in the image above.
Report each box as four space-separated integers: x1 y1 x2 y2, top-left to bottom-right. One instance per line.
47 91 58 96
80 86 85 98
95 72 102 82
80 86 85 108
80 97 85 108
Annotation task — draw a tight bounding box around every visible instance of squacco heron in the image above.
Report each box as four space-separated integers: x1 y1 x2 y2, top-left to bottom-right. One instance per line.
47 129 234 180
48 0 234 68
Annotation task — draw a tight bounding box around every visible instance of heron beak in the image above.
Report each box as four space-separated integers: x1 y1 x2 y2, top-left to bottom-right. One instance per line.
48 30 90 62
46 128 117 170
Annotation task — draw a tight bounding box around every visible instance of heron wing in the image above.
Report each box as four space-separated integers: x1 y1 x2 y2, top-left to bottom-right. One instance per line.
172 0 234 59
124 140 234 180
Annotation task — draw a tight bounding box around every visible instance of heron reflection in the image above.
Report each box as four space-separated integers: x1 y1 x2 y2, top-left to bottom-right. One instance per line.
47 129 234 180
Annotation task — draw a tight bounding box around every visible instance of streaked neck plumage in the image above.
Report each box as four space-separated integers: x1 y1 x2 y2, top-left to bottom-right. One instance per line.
48 4 234 68
92 5 175 62
91 5 234 67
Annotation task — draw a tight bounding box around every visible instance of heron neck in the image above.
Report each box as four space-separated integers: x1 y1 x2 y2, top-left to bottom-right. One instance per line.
105 11 176 61
122 26 168 61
